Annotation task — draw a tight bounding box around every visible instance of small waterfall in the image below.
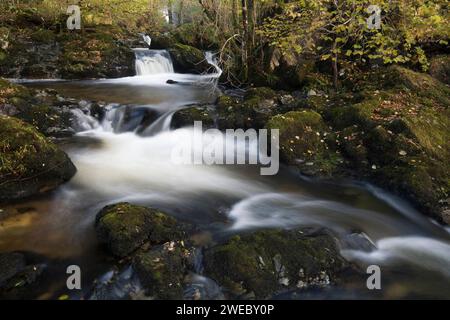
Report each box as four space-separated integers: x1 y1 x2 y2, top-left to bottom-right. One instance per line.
134 49 174 75
205 51 222 77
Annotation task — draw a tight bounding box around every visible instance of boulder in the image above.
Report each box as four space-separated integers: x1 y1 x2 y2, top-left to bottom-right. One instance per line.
171 105 215 129
266 110 342 177
95 203 186 257
0 115 77 201
216 87 298 130
169 43 211 74
322 66 450 222
203 229 354 299
0 252 45 299
133 241 192 299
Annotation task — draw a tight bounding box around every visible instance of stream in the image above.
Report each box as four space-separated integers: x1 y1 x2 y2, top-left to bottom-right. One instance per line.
1 48 450 300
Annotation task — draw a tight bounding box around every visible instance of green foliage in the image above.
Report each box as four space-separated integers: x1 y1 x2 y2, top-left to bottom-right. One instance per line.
258 0 449 76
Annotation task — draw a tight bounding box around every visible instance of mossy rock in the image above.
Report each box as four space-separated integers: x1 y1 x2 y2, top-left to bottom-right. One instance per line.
171 105 215 129
151 33 176 49
133 241 191 299
95 203 185 258
429 55 450 85
0 115 77 201
216 88 289 130
323 67 450 222
16 104 73 137
203 229 352 299
58 32 134 79
0 78 33 105
266 110 342 177
168 43 211 74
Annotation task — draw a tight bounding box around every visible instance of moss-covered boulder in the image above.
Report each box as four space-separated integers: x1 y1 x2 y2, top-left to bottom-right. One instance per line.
216 87 297 130
59 32 134 79
95 203 186 257
0 26 134 79
0 115 76 201
203 229 353 299
171 105 215 129
0 79 76 137
169 43 211 74
429 55 450 85
0 78 33 116
133 241 192 299
321 66 450 223
266 110 342 177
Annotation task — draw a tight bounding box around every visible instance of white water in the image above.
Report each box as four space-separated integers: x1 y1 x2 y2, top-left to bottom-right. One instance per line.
134 49 174 75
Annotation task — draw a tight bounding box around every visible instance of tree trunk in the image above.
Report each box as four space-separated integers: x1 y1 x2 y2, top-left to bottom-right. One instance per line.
168 0 173 25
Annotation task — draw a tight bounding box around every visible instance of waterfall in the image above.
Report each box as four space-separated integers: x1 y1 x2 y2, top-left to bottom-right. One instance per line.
134 49 174 75
205 51 222 77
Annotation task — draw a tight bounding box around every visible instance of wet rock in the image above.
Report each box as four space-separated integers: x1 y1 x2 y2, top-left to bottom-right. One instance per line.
203 229 353 299
0 253 26 286
0 115 77 202
216 88 273 130
133 241 193 299
169 43 211 74
171 105 215 129
266 110 342 177
0 79 78 137
95 203 186 258
0 252 46 299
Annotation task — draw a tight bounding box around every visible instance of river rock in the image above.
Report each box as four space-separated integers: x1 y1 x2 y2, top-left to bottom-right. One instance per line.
132 241 193 299
95 203 186 258
266 110 342 177
0 115 77 201
216 87 297 130
171 105 216 129
0 79 79 137
0 252 46 299
169 43 212 74
203 229 354 299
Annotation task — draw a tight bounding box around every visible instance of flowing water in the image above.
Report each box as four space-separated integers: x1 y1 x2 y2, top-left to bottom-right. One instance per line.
1 50 450 300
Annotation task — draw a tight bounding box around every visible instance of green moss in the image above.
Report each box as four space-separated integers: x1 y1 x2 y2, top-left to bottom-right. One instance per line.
267 110 342 177
95 203 185 257
58 31 134 79
168 43 211 74
204 229 349 299
0 115 76 201
133 243 188 299
171 106 215 129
